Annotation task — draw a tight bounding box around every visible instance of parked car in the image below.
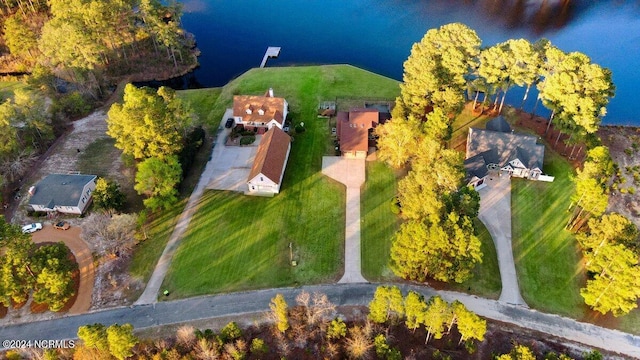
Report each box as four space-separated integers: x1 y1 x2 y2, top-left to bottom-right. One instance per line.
22 223 43 234
225 118 235 128
53 221 70 230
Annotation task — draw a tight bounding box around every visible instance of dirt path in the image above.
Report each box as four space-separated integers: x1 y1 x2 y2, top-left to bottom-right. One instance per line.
31 224 94 314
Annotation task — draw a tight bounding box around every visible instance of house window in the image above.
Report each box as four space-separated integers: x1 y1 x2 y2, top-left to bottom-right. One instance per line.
260 177 264 182
246 109 252 114
252 186 255 190
258 109 265 115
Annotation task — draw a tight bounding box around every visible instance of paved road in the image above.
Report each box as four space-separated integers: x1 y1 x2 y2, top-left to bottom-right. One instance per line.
321 157 368 283
2 284 639 358
478 174 527 306
135 126 227 305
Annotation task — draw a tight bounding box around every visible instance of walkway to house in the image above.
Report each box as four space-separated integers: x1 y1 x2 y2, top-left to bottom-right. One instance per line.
477 173 527 306
321 156 368 283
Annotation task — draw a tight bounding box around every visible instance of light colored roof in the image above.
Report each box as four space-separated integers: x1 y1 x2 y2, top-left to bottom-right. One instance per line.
248 127 291 184
233 90 286 126
29 174 96 208
338 109 378 152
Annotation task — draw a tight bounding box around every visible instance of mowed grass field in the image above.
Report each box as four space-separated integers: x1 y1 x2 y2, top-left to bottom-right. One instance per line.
160 65 401 298
511 150 587 318
361 161 399 281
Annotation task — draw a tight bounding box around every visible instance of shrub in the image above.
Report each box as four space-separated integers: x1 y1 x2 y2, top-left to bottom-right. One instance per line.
374 334 390 358
250 338 268 354
220 322 242 343
178 126 206 175
625 148 633 156
390 197 401 215
295 124 306 133
629 187 636 195
240 136 255 146
53 91 92 119
327 318 347 340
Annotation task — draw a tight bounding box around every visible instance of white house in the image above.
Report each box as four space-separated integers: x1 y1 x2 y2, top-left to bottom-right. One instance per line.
28 174 97 214
232 88 288 134
246 127 291 196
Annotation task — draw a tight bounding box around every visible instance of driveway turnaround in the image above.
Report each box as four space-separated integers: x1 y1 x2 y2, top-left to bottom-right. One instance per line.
206 109 258 192
2 283 639 358
32 225 94 314
478 174 527 306
321 156 367 283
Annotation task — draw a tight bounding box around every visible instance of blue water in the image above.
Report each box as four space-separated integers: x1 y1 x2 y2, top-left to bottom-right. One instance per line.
180 0 640 126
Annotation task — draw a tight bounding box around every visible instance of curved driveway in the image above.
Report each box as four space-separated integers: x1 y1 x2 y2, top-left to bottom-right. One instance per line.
32 224 94 314
1 283 639 358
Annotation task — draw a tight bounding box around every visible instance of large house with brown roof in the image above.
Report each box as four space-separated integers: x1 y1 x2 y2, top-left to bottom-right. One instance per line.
232 88 288 134
247 127 292 196
336 108 389 158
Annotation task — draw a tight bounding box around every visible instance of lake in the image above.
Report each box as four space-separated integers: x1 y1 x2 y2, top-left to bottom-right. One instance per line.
180 0 640 126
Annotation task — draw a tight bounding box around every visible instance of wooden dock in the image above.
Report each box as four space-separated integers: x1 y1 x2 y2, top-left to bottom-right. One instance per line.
260 47 281 68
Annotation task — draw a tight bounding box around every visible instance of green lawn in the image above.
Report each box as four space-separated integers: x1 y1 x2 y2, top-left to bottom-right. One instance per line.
361 161 399 281
160 65 401 298
177 87 222 126
511 150 587 318
128 199 187 299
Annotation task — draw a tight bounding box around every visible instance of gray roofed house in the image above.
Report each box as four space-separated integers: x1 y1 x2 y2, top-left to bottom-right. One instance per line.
464 119 551 189
28 174 97 214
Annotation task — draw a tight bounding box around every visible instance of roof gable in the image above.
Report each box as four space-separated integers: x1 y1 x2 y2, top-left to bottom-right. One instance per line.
248 127 291 184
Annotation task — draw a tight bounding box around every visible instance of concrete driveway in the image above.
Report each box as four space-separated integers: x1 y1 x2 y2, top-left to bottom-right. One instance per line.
477 174 527 306
322 156 367 284
205 109 259 192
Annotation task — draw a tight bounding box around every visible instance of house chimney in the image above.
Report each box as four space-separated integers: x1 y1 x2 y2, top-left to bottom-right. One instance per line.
268 88 274 97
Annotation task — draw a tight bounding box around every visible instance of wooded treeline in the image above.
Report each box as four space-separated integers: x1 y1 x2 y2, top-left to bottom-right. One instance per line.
376 23 638 317
1 0 197 98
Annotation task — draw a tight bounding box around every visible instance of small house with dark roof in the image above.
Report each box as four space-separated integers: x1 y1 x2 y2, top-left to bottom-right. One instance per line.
464 117 551 189
232 88 288 134
336 108 388 159
28 174 97 214
247 127 291 196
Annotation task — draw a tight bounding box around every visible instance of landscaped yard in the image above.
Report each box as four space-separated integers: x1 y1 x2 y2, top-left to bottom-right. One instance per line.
511 150 587 318
160 65 401 298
